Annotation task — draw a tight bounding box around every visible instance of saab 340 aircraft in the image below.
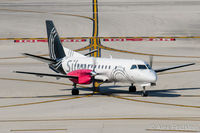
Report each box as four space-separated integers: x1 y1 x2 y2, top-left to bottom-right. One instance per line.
15 20 195 96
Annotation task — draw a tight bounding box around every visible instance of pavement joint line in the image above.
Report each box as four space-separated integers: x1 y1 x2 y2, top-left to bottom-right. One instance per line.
110 95 200 109
1 117 200 123
146 129 199 132
10 129 67 132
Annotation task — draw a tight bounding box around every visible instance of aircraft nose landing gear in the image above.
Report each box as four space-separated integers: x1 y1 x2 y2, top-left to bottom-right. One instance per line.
142 86 148 97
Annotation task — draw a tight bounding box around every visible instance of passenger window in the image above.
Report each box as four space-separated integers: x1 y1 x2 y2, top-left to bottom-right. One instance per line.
105 65 107 69
98 65 101 69
102 65 104 69
131 65 137 69
109 66 111 69
138 65 147 69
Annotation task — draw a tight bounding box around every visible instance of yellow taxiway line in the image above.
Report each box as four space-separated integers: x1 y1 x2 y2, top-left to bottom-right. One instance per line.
99 45 200 58
0 95 92 109
110 95 200 109
0 8 94 21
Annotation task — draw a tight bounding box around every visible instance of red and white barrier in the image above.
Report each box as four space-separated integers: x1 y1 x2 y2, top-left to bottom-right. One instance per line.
14 39 87 43
14 38 175 43
103 38 175 42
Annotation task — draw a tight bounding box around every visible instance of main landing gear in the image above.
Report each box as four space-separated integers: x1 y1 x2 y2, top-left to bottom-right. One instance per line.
72 83 79 95
129 83 136 92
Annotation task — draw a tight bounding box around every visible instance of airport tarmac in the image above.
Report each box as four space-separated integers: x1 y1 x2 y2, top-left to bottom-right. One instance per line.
0 0 200 133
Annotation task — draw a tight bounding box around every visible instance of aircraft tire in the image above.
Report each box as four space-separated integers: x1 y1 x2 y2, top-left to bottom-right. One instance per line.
72 89 79 95
129 86 136 92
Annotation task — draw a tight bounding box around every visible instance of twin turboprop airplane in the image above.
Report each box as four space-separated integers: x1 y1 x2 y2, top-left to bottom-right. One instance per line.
15 20 195 96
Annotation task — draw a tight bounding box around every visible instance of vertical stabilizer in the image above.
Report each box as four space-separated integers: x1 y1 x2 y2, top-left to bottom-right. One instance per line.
46 20 66 60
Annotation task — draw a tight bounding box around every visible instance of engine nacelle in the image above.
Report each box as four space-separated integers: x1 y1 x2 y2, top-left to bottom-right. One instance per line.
67 69 92 84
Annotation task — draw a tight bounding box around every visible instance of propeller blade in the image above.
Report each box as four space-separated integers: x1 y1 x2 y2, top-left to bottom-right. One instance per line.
92 57 97 72
92 57 97 89
149 56 153 68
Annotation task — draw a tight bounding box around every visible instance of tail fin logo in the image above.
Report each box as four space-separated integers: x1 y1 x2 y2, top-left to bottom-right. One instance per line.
48 27 57 60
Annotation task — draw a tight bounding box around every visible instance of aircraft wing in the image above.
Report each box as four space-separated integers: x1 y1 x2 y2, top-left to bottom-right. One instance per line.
14 71 78 79
155 63 195 73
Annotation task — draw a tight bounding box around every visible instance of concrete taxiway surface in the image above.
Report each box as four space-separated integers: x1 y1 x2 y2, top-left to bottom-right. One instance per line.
0 0 200 133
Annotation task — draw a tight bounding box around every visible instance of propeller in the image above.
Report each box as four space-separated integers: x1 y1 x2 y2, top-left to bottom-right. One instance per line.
149 56 153 68
90 57 105 90
91 57 97 90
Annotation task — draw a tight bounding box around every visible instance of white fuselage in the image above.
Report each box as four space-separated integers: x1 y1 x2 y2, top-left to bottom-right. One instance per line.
61 56 157 85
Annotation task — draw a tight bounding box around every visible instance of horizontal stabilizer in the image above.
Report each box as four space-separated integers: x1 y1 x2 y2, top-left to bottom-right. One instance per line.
23 53 56 64
155 63 195 73
14 71 78 79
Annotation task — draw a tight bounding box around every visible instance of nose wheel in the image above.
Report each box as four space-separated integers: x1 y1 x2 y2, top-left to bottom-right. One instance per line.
129 83 136 92
72 83 79 95
142 86 148 97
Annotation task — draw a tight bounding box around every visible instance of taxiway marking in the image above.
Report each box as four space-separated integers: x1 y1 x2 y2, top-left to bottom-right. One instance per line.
110 95 200 109
0 95 92 109
0 8 94 21
99 45 200 58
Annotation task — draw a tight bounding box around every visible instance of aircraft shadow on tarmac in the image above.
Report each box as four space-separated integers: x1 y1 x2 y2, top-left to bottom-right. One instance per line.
1 86 199 99
76 86 200 97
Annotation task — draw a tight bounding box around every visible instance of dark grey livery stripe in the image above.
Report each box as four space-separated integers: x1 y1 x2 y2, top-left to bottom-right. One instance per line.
46 20 66 60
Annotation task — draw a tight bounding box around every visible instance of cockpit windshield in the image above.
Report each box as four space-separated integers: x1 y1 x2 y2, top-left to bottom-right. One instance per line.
130 64 151 70
138 65 147 69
